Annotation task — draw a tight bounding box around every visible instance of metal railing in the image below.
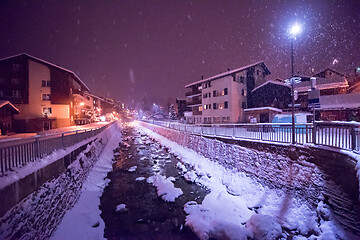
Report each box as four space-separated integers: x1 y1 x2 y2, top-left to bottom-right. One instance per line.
142 120 360 152
0 123 113 176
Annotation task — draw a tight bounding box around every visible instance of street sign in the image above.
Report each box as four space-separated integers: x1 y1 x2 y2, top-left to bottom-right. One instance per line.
308 88 320 104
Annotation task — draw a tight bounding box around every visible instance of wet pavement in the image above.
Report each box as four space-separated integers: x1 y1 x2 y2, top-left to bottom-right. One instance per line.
100 124 209 240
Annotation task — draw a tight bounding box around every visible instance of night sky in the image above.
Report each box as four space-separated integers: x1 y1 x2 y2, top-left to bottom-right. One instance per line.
1 0 359 107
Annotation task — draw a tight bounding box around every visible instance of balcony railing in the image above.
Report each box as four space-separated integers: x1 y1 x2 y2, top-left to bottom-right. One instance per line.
186 89 201 97
187 99 202 106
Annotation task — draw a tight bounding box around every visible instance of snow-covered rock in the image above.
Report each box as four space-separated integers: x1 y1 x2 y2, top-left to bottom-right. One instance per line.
116 204 127 212
147 174 183 202
128 166 137 172
184 171 197 182
135 177 146 181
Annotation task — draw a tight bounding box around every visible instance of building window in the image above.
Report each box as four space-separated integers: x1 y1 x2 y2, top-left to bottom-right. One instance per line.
224 101 228 109
213 90 216 97
257 69 260 75
222 117 230 123
224 88 228 95
12 63 21 72
12 90 21 98
236 76 245 83
43 107 52 114
213 103 218 109
242 89 245 96
11 78 20 85
213 116 221 123
199 106 203 111
202 82 211 89
42 80 51 87
42 93 51 100
0 90 5 97
203 104 207 110
242 102 247 108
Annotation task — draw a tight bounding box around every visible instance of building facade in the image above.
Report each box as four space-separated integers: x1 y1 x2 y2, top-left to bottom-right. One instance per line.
185 62 270 124
0 53 90 132
244 80 291 123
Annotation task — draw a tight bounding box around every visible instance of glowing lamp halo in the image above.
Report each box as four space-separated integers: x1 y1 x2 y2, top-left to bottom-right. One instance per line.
289 22 303 38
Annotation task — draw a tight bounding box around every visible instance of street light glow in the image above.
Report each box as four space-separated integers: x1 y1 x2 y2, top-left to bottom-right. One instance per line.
289 23 302 37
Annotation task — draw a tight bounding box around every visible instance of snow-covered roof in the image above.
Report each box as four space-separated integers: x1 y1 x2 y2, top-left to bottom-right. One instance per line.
185 61 270 88
244 107 282 112
319 93 360 110
0 100 20 113
251 80 290 93
294 75 348 92
312 68 347 78
0 53 90 92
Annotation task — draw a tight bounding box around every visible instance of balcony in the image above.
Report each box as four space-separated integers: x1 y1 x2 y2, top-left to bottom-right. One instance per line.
187 98 202 106
186 89 201 97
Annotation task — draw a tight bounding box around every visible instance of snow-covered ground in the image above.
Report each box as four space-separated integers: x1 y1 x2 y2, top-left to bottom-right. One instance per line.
51 123 122 240
136 122 349 240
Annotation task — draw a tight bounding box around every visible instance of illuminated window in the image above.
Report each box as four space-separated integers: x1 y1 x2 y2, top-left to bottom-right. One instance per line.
43 107 52 114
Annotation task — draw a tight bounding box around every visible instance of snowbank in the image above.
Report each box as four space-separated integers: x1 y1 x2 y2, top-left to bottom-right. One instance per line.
51 122 122 240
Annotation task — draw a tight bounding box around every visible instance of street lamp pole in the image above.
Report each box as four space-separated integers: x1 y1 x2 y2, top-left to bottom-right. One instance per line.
291 38 295 144
289 22 302 144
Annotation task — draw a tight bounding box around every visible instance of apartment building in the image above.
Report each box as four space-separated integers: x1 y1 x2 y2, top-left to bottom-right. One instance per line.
0 53 90 132
185 62 270 124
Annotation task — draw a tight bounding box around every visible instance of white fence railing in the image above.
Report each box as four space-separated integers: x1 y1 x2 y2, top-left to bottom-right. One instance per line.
0 123 113 176
142 120 360 152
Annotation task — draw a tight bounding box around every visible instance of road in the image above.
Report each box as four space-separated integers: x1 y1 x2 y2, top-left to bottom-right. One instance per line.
100 124 208 240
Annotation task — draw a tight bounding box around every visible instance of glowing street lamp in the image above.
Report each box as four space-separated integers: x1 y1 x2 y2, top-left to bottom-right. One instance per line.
288 22 303 144
289 22 302 76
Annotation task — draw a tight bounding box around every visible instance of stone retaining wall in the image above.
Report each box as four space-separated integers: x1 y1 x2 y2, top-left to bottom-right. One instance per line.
139 122 360 235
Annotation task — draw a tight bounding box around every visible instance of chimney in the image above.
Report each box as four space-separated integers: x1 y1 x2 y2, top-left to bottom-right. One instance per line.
201 75 204 79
